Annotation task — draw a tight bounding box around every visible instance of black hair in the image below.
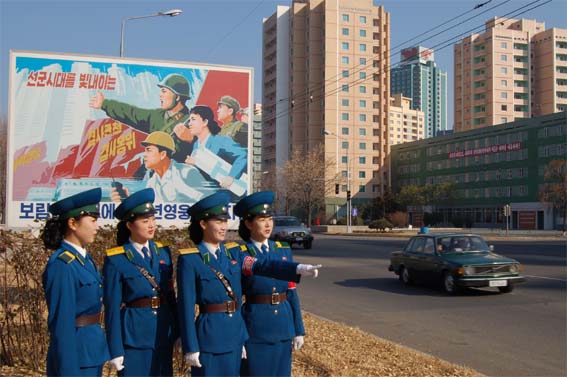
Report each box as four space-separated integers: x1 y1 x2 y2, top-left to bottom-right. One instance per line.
116 213 156 246
41 218 68 250
188 220 204 244
190 105 221 135
238 220 251 242
156 145 174 159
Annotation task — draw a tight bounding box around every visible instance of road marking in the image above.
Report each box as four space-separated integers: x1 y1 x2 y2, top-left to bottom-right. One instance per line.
524 274 567 282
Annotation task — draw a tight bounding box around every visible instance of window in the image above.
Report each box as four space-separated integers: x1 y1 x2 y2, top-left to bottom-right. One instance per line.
341 141 349 149
359 171 366 178
342 84 349 92
360 29 366 37
501 42 507 49
359 185 366 193
359 142 367 150
342 42 349 50
501 104 507 111
360 44 367 52
501 92 507 99
342 99 349 106
501 80 507 87
359 15 366 23
360 57 366 65
341 127 349 135
342 113 349 121
341 171 348 178
359 100 367 107
341 156 347 163
359 86 366 93
501 54 507 62
501 67 508 74
359 128 367 136
342 14 349 22
342 70 349 78
342 28 349 36
359 114 367 122
359 157 366 164
359 72 366 79
342 56 349 64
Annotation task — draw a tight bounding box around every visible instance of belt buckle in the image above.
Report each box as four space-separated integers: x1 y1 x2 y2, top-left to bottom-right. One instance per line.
225 301 236 313
271 293 280 305
151 296 160 309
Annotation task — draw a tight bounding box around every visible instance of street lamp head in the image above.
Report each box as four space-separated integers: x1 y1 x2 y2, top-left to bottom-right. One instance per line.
323 130 332 135
160 9 183 17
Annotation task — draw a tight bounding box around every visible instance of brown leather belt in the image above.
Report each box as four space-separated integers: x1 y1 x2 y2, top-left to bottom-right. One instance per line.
75 312 103 327
126 296 161 309
199 300 238 314
247 292 287 305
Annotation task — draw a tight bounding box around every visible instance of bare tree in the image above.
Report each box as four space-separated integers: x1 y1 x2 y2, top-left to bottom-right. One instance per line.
278 144 336 226
539 159 567 231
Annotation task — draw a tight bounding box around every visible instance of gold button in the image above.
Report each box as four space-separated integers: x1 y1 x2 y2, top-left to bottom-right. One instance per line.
152 310 157 315
99 284 102 288
272 287 276 292
274 309 278 315
228 313 233 318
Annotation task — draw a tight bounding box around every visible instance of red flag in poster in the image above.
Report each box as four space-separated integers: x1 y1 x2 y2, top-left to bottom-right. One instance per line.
73 118 145 178
49 144 79 183
196 70 249 122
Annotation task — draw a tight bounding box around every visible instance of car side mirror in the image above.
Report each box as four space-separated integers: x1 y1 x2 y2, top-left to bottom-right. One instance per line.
489 245 494 251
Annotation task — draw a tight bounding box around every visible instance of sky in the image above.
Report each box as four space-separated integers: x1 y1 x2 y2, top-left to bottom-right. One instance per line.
1 0 566 128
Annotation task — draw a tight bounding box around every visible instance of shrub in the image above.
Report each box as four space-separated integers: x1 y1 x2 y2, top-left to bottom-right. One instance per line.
368 218 393 231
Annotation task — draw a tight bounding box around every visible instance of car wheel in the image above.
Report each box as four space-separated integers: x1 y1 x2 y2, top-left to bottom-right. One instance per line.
399 266 413 285
304 240 312 249
498 285 514 293
442 272 459 295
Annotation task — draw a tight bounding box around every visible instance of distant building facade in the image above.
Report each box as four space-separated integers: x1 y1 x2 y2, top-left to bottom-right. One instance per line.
391 112 567 230
389 94 425 145
454 17 567 132
391 46 447 137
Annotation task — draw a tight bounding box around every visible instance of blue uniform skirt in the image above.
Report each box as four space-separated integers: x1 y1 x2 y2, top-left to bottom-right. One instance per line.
240 340 292 377
191 346 242 377
118 346 173 376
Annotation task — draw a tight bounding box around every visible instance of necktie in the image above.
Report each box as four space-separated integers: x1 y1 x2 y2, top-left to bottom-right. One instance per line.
142 246 151 260
261 244 268 254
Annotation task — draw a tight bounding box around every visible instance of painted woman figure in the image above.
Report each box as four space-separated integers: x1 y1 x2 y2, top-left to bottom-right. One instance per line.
42 188 110 376
177 192 321 376
234 191 306 377
103 188 177 376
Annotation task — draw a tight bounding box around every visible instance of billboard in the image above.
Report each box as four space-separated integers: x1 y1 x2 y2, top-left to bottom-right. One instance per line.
7 50 252 228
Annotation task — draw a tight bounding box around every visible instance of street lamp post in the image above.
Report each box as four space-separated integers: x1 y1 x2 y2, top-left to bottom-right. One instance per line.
324 130 352 233
120 9 183 57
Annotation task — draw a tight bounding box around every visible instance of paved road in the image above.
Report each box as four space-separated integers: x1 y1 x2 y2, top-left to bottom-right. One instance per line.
293 234 566 377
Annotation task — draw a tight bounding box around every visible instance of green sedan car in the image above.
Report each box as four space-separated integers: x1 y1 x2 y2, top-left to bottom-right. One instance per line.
389 233 526 294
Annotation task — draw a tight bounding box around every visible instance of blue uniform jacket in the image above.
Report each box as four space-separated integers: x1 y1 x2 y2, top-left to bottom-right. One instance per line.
177 241 300 354
194 134 247 179
241 240 305 344
102 241 177 358
42 241 110 376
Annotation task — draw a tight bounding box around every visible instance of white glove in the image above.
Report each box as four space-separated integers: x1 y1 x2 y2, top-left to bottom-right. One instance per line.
296 264 322 278
242 345 247 359
184 352 202 368
109 356 125 371
293 336 304 350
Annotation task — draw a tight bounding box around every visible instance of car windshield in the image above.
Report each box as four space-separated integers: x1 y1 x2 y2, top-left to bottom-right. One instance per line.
275 218 302 226
436 236 490 253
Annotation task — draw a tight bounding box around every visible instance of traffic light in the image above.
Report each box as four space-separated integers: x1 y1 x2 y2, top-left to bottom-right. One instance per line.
335 184 340 195
346 190 351 201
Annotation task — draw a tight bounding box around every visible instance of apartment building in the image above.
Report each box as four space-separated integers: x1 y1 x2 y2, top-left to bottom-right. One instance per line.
262 0 390 223
391 46 448 138
389 93 425 146
454 17 567 132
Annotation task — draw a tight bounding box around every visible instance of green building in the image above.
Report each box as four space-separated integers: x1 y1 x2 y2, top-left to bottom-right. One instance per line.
391 112 566 230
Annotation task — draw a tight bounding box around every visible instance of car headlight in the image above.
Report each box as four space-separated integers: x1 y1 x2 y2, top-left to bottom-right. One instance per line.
509 264 519 273
463 266 475 275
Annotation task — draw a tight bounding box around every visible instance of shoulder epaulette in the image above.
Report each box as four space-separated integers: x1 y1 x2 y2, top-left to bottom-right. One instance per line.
239 244 248 252
155 241 169 248
275 241 289 248
225 242 239 249
57 251 76 264
179 248 199 255
106 246 125 257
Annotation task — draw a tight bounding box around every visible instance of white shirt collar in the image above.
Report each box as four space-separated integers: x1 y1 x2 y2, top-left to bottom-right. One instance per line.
130 239 150 259
203 241 220 258
62 239 87 258
251 239 269 253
